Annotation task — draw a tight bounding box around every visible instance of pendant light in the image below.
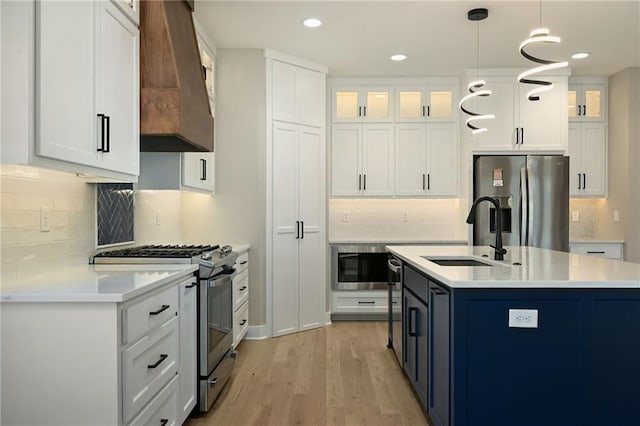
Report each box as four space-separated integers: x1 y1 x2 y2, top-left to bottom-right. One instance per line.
517 0 568 101
459 8 494 134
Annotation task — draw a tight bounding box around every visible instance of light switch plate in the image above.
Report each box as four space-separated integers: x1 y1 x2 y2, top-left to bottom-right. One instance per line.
508 309 538 328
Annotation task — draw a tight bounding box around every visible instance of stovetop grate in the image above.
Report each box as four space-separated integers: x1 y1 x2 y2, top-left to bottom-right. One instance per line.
94 244 220 258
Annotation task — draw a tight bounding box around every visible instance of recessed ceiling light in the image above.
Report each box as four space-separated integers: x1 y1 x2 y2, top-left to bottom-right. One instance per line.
571 52 590 59
390 54 407 62
303 18 322 28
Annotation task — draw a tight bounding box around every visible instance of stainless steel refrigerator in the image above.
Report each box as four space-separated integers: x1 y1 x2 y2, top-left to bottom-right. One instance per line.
473 155 570 252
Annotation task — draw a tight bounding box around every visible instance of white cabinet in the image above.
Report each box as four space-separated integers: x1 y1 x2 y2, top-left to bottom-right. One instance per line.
395 84 458 123
471 74 568 152
330 124 395 196
232 247 250 348
272 122 326 336
272 60 325 127
331 86 394 122
0 270 196 426
36 0 139 176
177 278 198 425
568 79 606 122
570 242 623 260
138 152 215 194
395 123 457 196
568 123 607 197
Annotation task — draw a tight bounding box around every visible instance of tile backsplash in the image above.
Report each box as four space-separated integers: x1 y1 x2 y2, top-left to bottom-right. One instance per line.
1 165 95 278
96 183 134 247
569 199 597 238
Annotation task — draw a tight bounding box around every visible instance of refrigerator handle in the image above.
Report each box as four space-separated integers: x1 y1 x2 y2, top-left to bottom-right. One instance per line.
520 167 528 245
527 166 534 246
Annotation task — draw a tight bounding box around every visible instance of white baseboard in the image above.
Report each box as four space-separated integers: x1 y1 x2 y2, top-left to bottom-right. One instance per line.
245 324 269 340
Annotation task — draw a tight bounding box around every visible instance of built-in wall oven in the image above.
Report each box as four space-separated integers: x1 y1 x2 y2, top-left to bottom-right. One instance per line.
332 245 390 290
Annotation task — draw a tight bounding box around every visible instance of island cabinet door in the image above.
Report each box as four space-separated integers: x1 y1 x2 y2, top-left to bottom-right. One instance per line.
428 281 450 426
403 288 428 409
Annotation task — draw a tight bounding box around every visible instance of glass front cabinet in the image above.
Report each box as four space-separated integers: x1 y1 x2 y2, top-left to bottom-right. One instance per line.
568 80 606 122
332 87 394 122
395 85 458 123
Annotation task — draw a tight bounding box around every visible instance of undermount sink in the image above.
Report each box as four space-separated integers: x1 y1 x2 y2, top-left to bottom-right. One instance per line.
422 257 494 267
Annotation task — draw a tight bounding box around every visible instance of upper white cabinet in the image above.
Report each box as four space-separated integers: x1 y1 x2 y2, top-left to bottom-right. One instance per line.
568 79 606 122
272 60 325 127
470 72 568 152
395 83 458 123
331 124 395 197
395 123 457 196
36 0 139 176
331 86 394 123
568 123 607 197
138 152 215 194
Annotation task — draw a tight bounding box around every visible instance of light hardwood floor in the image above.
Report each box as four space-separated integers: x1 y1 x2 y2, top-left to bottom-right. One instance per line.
187 321 429 426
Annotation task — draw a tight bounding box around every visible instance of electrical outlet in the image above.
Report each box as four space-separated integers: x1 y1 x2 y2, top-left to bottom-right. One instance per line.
40 207 51 232
571 211 580 222
402 211 409 222
508 309 538 328
613 210 620 222
342 211 350 222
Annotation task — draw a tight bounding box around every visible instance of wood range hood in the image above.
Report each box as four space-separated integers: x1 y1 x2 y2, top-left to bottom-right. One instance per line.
139 0 213 152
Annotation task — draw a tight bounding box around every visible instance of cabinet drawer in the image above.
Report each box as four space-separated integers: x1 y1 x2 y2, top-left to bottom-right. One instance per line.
235 251 249 273
233 269 249 310
128 376 178 426
332 291 396 314
123 316 178 423
570 243 623 260
123 285 179 345
233 300 249 347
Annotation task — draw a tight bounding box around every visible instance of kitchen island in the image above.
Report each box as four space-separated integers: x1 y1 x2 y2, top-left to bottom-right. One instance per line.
387 245 640 426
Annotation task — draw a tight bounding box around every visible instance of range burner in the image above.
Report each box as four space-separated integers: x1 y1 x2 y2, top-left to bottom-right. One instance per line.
94 244 220 259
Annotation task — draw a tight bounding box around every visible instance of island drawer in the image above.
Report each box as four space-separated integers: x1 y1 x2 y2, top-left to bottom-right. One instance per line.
122 285 179 345
403 265 429 303
122 316 178 423
569 243 623 260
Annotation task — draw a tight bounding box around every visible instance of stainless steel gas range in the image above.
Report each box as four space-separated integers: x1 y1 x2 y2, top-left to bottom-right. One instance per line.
93 244 239 413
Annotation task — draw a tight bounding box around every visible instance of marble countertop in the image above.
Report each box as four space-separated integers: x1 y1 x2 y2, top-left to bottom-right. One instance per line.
0 264 199 303
387 245 640 289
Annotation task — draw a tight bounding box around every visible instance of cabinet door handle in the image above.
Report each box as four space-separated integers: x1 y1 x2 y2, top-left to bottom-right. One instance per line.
514 127 519 145
200 158 207 180
363 106 367 117
358 301 376 304
358 106 362 117
295 220 300 239
520 127 524 145
583 104 587 116
104 115 110 153
583 173 586 189
577 105 581 116
427 174 430 190
149 304 170 316
427 105 430 117
358 174 362 190
422 174 426 190
147 354 168 369
408 307 418 337
578 173 582 190
300 221 304 239
363 174 366 190
239 319 247 325
97 114 106 152
186 282 198 289
422 105 426 117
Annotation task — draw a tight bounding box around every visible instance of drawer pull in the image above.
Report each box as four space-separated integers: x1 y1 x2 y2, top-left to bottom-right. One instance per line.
160 419 169 426
240 261 248 265
186 282 198 289
239 286 247 291
239 319 247 325
587 251 606 254
392 301 398 304
358 301 376 304
149 305 170 316
147 354 168 369
431 288 447 295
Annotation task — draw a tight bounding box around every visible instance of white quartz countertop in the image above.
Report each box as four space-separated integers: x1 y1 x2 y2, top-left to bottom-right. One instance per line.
0 264 198 303
330 239 468 245
387 245 640 289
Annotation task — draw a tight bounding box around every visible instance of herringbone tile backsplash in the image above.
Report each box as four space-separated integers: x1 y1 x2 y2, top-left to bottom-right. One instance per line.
97 183 134 247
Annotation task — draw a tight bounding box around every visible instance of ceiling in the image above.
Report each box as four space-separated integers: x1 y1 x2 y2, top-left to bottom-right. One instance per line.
194 1 640 77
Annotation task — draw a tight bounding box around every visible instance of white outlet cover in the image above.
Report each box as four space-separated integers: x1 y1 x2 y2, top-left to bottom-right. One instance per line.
571 211 580 222
508 309 538 328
